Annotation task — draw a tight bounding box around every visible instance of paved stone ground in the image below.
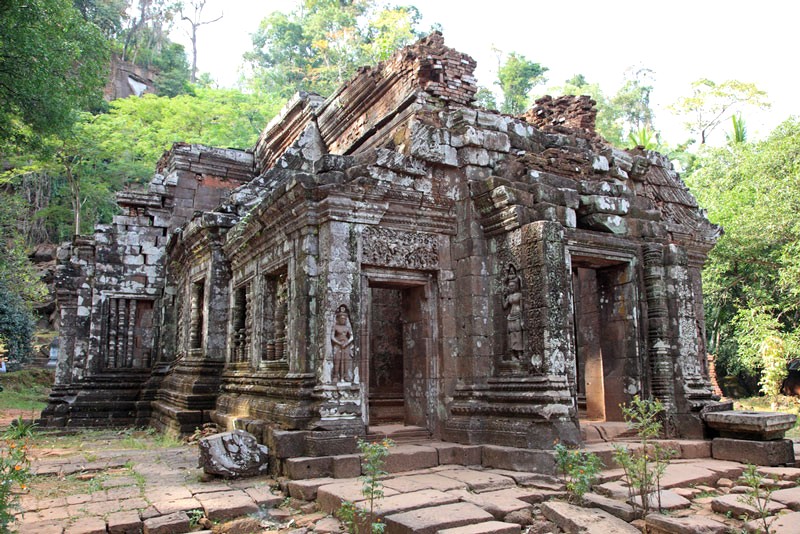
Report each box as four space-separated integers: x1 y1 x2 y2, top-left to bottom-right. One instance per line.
13 435 800 534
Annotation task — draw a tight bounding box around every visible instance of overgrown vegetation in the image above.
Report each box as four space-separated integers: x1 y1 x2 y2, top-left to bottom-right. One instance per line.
338 439 394 534
739 464 776 533
613 396 675 523
0 435 31 532
554 443 603 503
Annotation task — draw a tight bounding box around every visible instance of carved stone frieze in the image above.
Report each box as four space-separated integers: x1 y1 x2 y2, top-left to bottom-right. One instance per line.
361 226 438 270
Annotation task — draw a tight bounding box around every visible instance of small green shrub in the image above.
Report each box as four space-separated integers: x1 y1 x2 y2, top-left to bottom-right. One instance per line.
337 438 394 534
1 437 31 531
739 463 775 533
554 443 603 503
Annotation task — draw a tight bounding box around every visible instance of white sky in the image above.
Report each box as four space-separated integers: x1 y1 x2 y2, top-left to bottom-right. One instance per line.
170 0 799 146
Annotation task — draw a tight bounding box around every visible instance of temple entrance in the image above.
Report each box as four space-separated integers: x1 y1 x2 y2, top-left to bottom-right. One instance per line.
362 271 434 433
571 256 640 423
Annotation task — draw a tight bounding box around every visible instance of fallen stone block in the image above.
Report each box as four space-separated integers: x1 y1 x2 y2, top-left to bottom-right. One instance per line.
645 513 727 534
541 501 639 533
770 486 800 510
627 489 691 511
447 488 530 520
384 502 493 534
143 511 191 534
198 430 269 478
712 438 795 467
583 492 636 521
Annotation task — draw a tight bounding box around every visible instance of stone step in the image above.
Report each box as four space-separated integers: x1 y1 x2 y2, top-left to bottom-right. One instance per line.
384 502 494 534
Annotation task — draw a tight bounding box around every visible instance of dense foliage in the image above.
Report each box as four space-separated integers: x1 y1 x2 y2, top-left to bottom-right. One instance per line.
685 118 800 386
245 0 427 98
0 0 109 149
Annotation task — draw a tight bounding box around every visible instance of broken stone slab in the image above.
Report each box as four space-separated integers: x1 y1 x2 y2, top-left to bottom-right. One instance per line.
745 510 800 533
382 473 467 493
435 468 516 493
758 466 800 481
710 492 785 518
384 501 494 534
770 486 800 510
644 513 727 534
437 521 521 534
712 437 795 466
447 488 530 520
198 430 269 478
540 501 639 533
627 489 691 511
583 492 636 521
287 477 337 501
704 410 797 440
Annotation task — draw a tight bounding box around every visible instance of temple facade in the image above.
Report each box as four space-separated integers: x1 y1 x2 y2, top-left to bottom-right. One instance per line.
43 33 721 453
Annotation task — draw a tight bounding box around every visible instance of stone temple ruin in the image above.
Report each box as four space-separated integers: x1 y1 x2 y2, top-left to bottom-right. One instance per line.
42 33 723 462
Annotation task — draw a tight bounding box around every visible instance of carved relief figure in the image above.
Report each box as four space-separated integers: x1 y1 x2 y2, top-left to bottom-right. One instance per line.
503 264 524 361
331 305 354 382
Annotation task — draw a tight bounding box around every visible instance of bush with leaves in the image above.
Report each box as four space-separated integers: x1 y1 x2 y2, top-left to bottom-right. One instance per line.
739 463 776 533
338 438 394 534
554 443 603 503
612 396 676 520
0 436 31 531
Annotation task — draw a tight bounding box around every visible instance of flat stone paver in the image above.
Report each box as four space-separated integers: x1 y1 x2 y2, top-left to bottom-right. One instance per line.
143 511 190 534
541 501 640 534
628 489 691 511
435 468 515 493
645 513 728 534
107 510 143 534
383 473 467 492
64 517 107 534
447 488 529 520
745 510 800 533
384 502 494 534
437 521 521 534
772 486 800 510
355 489 460 517
710 492 785 519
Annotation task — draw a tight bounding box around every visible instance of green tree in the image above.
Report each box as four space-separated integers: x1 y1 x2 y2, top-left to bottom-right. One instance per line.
496 52 547 115
726 113 747 144
611 67 656 139
685 119 800 382
245 0 426 98
546 74 623 145
0 0 109 148
671 79 769 145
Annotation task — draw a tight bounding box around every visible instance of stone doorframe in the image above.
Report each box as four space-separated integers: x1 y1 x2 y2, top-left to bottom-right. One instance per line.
565 244 646 423
359 267 439 433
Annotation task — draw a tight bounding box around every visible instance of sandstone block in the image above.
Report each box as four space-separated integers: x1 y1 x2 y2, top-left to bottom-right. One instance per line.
437 521 521 534
198 430 269 478
64 517 107 534
384 502 493 534
287 477 337 501
107 510 143 534
710 492 785 518
197 491 258 522
384 445 439 474
143 511 191 534
712 437 795 466
746 510 800 533
285 456 333 480
541 501 639 533
645 513 727 534
332 454 361 478
436 468 515 493
583 492 636 521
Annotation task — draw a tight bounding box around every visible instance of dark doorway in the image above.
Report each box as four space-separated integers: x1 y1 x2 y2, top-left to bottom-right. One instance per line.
366 283 429 428
572 260 638 422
